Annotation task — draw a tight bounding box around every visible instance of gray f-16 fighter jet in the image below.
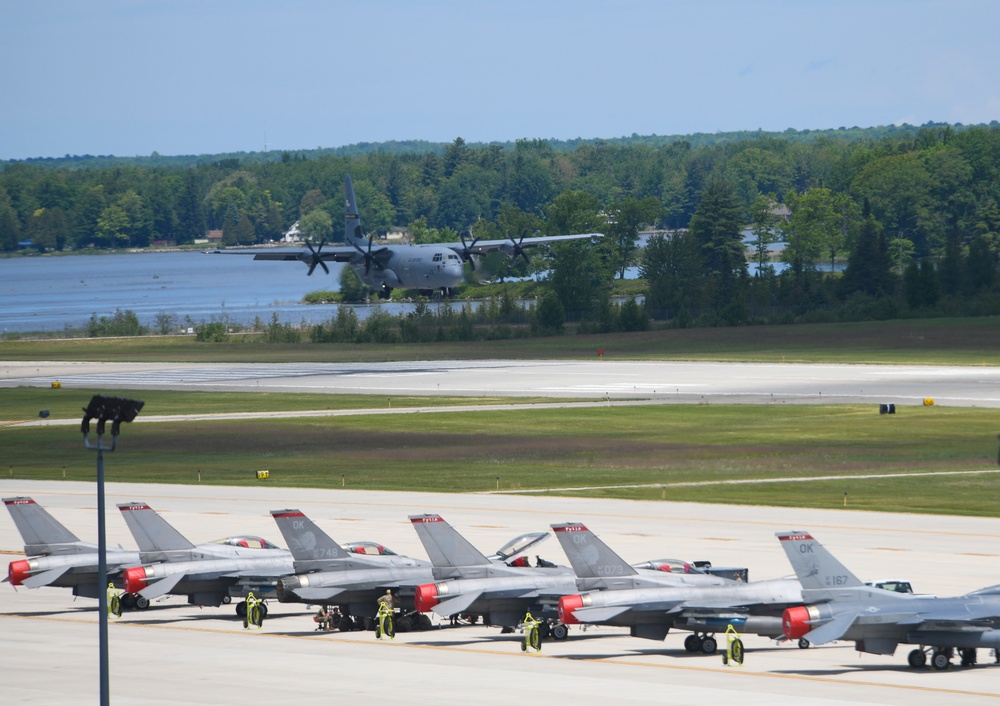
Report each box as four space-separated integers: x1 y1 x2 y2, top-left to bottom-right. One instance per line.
410 513 574 636
270 508 434 628
778 530 1000 669
247 174 602 299
4 497 143 606
117 502 293 617
555 523 802 654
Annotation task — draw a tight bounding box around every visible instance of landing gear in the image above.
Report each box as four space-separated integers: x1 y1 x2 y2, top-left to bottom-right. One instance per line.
798 638 810 649
549 623 569 641
377 284 392 300
907 648 927 668
683 633 717 654
134 595 149 611
931 649 952 670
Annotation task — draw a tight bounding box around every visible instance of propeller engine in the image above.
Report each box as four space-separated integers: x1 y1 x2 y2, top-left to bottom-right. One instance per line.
351 234 378 275
505 228 531 265
458 232 481 271
304 239 330 276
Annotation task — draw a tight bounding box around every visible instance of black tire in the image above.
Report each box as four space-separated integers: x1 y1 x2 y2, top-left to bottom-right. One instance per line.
120 593 135 611
960 648 977 666
339 616 355 632
798 638 810 649
521 639 527 652
908 649 927 668
221 595 232 605
932 651 950 670
684 635 700 652
109 594 122 617
415 613 433 631
134 595 150 611
385 616 395 639
375 623 381 639
259 603 269 619
730 638 744 665
529 627 541 652
550 623 569 641
236 601 247 618
538 622 551 640
701 636 718 655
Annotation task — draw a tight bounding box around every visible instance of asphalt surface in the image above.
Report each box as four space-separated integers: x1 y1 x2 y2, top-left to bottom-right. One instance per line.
3 481 1000 705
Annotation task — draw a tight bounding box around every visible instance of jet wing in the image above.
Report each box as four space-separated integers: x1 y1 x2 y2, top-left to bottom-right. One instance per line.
22 566 71 588
139 571 187 599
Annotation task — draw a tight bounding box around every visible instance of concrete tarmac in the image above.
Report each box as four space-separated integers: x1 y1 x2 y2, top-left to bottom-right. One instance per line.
3 480 1000 705
4 359 1000 406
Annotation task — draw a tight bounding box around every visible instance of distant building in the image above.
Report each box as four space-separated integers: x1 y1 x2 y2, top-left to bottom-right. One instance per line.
205 229 223 243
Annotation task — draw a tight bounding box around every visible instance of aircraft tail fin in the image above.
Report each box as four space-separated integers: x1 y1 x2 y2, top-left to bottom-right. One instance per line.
409 514 491 568
270 509 352 567
345 174 363 245
3 497 84 556
117 503 195 560
552 523 638 579
775 531 864 591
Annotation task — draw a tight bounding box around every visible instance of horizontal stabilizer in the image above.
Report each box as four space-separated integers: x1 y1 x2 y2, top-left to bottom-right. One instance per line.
573 605 631 622
139 571 186 599
432 591 484 617
292 587 345 601
806 610 859 645
22 566 70 588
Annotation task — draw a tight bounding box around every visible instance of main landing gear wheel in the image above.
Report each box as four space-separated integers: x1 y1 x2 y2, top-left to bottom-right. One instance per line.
236 601 247 618
550 623 569 641
700 635 718 655
134 595 150 611
684 635 701 652
931 650 951 670
907 649 927 668
798 638 810 649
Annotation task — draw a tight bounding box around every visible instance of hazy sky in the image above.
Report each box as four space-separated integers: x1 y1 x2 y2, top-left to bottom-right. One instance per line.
2 0 999 160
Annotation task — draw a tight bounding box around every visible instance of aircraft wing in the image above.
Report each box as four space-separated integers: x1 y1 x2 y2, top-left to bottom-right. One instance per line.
22 566 71 589
445 233 602 257
250 246 359 264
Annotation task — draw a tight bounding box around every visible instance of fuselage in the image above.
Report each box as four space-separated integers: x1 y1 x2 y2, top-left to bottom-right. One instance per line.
353 243 464 291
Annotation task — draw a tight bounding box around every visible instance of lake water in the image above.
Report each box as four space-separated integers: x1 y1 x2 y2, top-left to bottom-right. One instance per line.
0 251 363 334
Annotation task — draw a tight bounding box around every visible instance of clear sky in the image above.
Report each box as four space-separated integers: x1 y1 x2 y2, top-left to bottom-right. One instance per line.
2 0 998 160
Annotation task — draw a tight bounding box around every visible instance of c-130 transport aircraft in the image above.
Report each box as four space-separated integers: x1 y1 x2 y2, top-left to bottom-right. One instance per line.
247 174 603 299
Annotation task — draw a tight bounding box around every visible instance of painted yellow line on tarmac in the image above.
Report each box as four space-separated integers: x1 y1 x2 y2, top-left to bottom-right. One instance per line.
4 612 999 700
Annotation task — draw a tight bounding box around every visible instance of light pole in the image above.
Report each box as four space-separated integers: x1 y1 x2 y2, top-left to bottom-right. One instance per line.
81 395 144 706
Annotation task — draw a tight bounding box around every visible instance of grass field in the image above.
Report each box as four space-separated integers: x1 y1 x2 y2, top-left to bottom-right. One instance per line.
2 316 1000 365
4 395 999 517
3 316 999 516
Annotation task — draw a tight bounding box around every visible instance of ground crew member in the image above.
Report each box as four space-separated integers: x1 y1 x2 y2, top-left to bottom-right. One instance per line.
378 589 394 611
315 605 332 631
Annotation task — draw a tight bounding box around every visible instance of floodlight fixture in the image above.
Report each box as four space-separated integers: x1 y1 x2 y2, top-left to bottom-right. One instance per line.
81 394 143 706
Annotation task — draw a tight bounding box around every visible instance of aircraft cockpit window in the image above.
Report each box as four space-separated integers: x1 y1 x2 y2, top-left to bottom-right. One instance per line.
632 559 705 574
343 541 397 556
432 253 443 262
490 531 550 562
215 536 280 550
447 254 459 261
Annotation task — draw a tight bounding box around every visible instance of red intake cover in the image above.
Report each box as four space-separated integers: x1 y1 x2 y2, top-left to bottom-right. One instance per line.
8 560 30 586
414 583 438 613
558 594 583 625
122 567 148 594
782 605 811 639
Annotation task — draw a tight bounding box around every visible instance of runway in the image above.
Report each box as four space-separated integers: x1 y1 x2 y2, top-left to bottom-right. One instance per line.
4 359 1000 407
3 480 1000 705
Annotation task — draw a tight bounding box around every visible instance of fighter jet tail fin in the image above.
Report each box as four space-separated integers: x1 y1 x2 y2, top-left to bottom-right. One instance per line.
270 509 352 567
4 497 85 556
118 503 196 560
552 523 638 580
409 514 491 569
775 531 864 591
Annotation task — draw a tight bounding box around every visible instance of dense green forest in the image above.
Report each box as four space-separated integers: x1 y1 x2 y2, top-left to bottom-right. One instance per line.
2 122 1000 328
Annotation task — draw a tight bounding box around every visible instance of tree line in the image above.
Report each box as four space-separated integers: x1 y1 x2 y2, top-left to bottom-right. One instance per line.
2 122 1000 329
